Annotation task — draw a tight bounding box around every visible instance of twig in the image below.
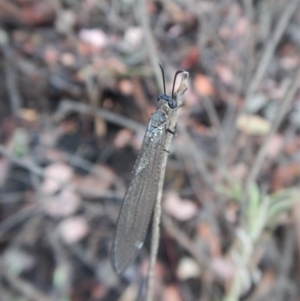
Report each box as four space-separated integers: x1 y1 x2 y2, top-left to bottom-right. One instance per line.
0 259 55 301
2 45 22 116
0 0 25 23
0 204 37 239
162 214 209 268
202 96 222 132
55 99 145 134
177 123 215 191
138 0 163 93
245 0 299 101
245 65 300 196
224 0 299 164
0 144 122 199
145 71 189 301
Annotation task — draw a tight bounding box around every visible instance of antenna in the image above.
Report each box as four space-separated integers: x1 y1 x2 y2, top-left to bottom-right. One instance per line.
171 69 184 99
159 63 166 95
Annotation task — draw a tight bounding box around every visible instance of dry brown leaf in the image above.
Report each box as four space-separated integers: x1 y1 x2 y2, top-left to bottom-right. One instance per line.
225 202 239 224
60 52 76 67
284 137 300 155
279 55 299 70
265 134 284 159
180 46 200 70
91 284 109 300
163 285 182 301
118 284 139 301
197 222 221 257
55 10 76 35
18 108 38 122
43 45 59 65
229 163 248 181
163 192 198 221
59 119 79 134
114 129 133 148
79 29 108 49
236 114 271 135
194 74 215 97
95 117 107 137
21 1 55 25
59 216 89 244
41 163 73 194
123 26 143 49
219 25 231 40
165 1 187 23
43 189 81 218
233 17 248 37
118 79 134 95
176 257 200 280
215 64 234 85
73 164 114 197
211 257 235 281
271 164 300 191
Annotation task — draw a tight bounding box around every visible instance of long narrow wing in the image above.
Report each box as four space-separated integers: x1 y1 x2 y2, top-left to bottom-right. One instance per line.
111 111 167 274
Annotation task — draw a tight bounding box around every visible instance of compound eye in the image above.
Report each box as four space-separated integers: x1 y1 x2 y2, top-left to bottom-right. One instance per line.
170 99 177 109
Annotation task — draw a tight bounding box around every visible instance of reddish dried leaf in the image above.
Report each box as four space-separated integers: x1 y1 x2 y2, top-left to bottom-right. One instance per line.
266 134 284 159
43 45 59 65
21 1 55 25
18 108 38 122
41 163 73 194
163 192 198 221
73 164 114 197
271 164 300 191
284 137 300 155
114 129 133 148
233 17 248 37
118 79 134 96
197 222 221 257
163 285 182 301
43 189 81 218
194 74 215 97
180 46 200 70
60 52 76 67
229 163 248 181
215 64 234 85
211 257 235 281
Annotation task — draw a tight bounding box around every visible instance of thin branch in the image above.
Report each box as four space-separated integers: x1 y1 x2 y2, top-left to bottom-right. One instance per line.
138 0 163 93
245 65 300 193
0 259 55 301
245 0 299 101
2 45 22 116
224 0 299 165
0 144 122 199
145 71 189 301
55 99 145 134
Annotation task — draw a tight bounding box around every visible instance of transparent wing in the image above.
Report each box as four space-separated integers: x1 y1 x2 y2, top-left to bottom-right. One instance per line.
111 120 166 274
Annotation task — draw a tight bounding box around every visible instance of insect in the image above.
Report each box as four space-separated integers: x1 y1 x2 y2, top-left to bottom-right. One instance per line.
111 65 184 274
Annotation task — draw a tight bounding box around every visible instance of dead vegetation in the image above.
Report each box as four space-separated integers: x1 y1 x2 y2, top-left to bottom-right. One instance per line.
0 0 300 300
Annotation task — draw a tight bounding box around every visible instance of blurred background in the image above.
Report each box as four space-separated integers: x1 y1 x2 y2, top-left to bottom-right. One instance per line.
0 0 300 300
